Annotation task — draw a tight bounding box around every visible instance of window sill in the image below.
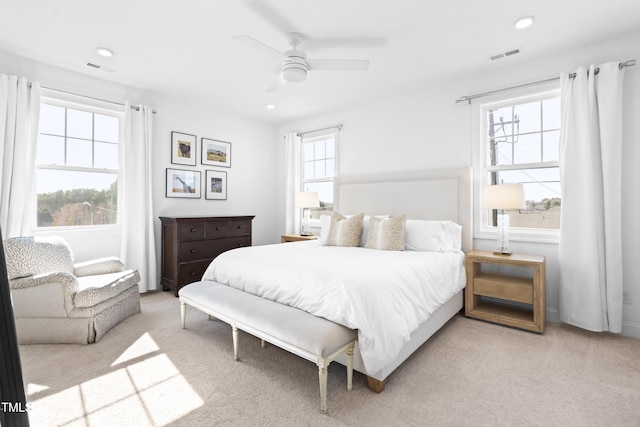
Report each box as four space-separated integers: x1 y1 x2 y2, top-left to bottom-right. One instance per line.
474 228 559 245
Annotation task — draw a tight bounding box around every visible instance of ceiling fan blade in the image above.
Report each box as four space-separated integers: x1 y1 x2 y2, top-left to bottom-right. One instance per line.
266 73 287 93
248 0 298 34
232 35 284 60
304 37 387 51
307 58 370 72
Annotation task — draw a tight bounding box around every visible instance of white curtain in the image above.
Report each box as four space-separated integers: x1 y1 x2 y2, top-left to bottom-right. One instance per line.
284 132 301 234
0 75 41 237
558 62 625 332
120 103 157 292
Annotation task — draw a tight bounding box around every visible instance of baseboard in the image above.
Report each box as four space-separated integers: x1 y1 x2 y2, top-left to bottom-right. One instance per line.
622 321 640 339
546 307 640 340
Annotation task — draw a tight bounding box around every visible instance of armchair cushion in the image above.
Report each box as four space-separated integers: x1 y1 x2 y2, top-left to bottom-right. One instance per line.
74 270 140 308
4 236 74 280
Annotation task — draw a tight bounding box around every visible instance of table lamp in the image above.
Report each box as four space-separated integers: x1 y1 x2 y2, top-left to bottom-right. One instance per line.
482 183 525 255
295 191 320 236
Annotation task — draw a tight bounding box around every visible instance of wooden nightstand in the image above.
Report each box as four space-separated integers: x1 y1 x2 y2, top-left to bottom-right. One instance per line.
465 250 546 333
280 234 319 243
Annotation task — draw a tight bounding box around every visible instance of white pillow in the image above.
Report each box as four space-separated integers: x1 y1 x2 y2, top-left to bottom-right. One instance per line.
404 220 462 252
319 214 333 243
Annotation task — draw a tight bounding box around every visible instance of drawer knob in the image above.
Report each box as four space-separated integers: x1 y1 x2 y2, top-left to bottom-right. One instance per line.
190 228 197 232
190 249 196 253
237 225 244 229
190 271 196 276
216 226 222 231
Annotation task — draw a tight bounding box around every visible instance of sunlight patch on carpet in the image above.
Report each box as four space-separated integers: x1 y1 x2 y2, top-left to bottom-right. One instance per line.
111 332 160 367
27 350 204 426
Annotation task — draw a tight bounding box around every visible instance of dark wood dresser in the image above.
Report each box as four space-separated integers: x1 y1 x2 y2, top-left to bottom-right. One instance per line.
160 215 254 296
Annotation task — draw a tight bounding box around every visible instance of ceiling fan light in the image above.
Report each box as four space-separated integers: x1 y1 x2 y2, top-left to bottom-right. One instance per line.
514 16 535 30
282 66 307 83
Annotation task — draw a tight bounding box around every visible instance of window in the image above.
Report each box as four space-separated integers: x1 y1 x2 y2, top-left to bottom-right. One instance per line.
481 91 561 233
301 131 338 220
36 99 121 227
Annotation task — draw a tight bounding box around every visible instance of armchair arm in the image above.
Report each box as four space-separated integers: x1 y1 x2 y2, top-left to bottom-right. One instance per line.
74 257 124 277
10 271 78 316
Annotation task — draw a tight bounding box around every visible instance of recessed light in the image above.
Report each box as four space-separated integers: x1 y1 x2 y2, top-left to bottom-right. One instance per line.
96 47 113 57
265 104 276 110
514 16 535 30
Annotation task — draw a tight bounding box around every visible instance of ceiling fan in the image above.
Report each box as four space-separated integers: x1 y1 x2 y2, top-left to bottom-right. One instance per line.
232 31 371 92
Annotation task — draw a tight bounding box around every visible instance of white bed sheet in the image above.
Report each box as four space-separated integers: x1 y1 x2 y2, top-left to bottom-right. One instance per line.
202 240 466 373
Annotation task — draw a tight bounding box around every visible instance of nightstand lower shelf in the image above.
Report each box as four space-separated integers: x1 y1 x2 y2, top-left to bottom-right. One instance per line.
467 301 537 332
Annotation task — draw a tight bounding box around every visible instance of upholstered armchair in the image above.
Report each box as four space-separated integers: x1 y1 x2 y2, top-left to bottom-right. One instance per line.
4 236 141 344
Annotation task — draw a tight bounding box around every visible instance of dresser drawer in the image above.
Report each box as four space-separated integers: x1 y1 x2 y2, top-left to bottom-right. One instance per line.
205 221 229 239
177 259 212 285
178 222 206 241
179 240 221 262
229 220 251 237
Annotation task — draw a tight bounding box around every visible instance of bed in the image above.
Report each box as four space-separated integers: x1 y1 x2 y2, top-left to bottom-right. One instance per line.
202 167 472 391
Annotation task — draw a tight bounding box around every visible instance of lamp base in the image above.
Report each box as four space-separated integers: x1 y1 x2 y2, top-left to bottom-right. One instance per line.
493 249 513 256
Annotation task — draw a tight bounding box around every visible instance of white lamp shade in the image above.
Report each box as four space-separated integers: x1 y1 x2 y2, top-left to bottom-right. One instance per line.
295 191 320 208
482 184 525 210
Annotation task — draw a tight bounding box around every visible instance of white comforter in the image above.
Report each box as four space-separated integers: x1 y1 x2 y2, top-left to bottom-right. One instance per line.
202 240 466 373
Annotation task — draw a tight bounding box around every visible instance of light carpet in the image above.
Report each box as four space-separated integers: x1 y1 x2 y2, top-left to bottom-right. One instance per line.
18 291 640 426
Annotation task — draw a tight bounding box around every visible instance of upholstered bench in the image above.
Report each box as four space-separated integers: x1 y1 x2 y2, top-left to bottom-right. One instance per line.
178 280 357 413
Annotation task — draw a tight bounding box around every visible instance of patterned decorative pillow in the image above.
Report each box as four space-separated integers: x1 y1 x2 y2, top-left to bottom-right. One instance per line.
325 212 364 247
365 214 407 251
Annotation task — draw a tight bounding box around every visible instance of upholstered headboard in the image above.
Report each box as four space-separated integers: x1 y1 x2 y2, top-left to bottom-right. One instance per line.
334 168 473 252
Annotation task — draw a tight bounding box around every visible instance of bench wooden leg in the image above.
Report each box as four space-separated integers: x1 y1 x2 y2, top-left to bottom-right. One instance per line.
180 301 186 329
346 343 354 391
232 326 239 361
318 360 329 413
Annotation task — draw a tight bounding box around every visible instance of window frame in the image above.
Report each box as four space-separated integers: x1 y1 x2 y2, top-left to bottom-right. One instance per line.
300 130 339 227
34 94 124 231
473 86 561 244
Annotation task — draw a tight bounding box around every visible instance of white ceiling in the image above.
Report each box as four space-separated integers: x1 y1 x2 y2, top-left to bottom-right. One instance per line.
1 0 639 125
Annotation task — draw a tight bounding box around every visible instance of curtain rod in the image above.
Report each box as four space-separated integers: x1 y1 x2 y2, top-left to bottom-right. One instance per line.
296 124 343 137
455 59 636 104
28 82 157 114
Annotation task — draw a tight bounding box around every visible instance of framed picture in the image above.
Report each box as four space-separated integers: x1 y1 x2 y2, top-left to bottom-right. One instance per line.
171 131 197 166
205 170 227 200
166 168 201 198
201 138 231 168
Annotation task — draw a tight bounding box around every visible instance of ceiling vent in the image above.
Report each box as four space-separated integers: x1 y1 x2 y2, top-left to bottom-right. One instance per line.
86 62 115 72
490 48 522 61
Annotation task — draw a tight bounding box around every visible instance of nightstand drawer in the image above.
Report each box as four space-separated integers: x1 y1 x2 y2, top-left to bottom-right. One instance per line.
474 273 533 304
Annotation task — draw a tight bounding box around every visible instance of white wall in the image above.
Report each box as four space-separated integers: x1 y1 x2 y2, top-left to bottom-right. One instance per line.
152 96 280 249
276 32 640 338
0 51 281 276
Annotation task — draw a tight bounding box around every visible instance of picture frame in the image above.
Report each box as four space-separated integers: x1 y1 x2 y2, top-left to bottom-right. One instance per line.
166 168 201 198
201 138 231 168
171 131 197 166
205 170 227 200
